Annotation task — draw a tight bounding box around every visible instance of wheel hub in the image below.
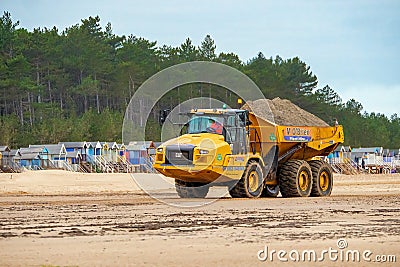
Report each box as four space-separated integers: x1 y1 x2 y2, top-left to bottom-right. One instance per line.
248 171 259 192
299 170 309 191
319 171 329 191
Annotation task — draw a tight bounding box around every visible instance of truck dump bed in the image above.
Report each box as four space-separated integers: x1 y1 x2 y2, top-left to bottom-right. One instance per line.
248 112 344 163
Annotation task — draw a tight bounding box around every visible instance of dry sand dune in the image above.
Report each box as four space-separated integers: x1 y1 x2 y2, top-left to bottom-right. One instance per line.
0 171 399 266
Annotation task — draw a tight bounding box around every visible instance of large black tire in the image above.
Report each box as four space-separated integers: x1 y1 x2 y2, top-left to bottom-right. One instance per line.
279 160 313 197
308 160 333 197
175 180 210 198
261 185 280 197
229 161 264 198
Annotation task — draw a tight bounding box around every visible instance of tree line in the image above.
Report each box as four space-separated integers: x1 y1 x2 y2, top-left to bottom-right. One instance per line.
0 12 399 149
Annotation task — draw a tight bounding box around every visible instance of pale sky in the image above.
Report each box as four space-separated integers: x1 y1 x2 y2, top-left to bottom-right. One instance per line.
2 0 399 116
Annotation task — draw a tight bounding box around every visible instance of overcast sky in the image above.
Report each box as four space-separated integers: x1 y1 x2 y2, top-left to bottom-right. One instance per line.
2 0 399 116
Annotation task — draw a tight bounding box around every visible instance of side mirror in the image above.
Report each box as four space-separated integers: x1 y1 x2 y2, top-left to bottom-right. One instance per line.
239 111 252 126
180 123 188 136
239 112 246 121
159 109 170 125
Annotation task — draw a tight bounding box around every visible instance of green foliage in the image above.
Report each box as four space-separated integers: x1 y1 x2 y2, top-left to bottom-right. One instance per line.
179 38 199 62
0 114 19 146
389 114 400 147
315 85 342 106
0 12 399 149
216 52 243 69
0 11 19 57
199 35 216 60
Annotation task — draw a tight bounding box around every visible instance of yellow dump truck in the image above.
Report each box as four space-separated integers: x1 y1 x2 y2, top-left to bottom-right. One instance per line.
153 107 344 198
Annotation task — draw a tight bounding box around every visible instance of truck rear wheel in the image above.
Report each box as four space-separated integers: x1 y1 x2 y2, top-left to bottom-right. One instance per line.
261 185 280 197
308 160 333 197
175 180 210 198
279 160 312 197
229 161 263 198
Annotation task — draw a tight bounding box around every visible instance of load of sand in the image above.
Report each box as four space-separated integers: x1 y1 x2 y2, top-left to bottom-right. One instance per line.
242 97 329 127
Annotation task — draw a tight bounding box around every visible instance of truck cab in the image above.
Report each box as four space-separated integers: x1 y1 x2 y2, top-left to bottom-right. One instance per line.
184 109 249 154
154 108 252 182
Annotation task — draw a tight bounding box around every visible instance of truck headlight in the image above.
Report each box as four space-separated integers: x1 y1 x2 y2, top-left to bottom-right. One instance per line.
199 149 209 155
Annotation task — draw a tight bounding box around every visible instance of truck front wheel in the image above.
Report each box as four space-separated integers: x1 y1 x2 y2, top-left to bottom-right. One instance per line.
175 180 210 198
279 160 313 197
229 161 263 198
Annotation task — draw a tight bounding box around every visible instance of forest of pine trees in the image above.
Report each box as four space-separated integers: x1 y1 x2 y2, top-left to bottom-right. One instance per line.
1 12 399 148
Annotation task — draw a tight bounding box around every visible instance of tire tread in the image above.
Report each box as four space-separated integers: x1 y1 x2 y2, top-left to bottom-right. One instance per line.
279 160 312 197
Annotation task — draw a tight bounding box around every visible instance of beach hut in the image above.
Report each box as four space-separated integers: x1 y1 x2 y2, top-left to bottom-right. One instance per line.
28 144 68 169
383 149 393 164
87 141 102 157
29 144 67 161
126 141 156 172
342 146 352 160
351 147 388 173
126 141 153 164
0 145 10 154
0 146 10 165
9 149 19 159
84 141 117 173
86 141 102 163
28 145 48 161
0 147 21 172
328 145 351 164
394 149 400 170
60 142 89 161
18 153 42 169
100 142 119 161
0 146 6 171
383 148 400 171
15 147 44 169
48 144 67 161
117 143 127 161
351 147 383 166
66 150 82 165
107 142 120 162
9 149 20 160
330 146 343 164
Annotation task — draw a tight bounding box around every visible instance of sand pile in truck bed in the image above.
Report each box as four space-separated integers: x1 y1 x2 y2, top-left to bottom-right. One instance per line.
242 98 329 127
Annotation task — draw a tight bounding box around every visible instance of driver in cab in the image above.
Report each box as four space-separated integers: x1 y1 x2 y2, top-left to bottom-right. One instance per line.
207 119 223 134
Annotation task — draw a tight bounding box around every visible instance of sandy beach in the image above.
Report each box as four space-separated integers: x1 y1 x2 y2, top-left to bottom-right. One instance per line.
0 170 399 266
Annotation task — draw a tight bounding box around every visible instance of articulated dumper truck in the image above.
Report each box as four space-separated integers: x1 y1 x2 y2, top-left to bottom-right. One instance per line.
153 106 344 198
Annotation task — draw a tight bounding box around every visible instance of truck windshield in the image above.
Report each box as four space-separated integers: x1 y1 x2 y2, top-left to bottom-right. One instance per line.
187 116 224 135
